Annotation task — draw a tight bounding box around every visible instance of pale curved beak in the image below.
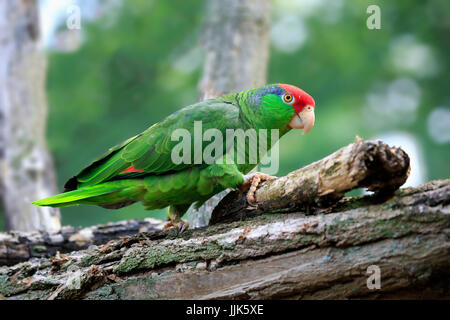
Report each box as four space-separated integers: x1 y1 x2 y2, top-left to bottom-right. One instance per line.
288 106 315 135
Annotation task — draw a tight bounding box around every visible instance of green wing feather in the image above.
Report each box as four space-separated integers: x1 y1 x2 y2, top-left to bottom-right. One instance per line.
67 97 240 190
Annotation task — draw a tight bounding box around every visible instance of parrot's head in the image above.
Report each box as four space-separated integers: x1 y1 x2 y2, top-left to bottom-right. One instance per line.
277 83 316 135
237 83 316 135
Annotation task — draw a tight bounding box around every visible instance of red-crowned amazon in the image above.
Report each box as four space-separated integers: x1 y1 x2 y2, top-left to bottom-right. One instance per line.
33 84 316 230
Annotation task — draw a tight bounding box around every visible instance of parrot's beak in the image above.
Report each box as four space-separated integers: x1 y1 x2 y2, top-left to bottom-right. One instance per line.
288 106 315 135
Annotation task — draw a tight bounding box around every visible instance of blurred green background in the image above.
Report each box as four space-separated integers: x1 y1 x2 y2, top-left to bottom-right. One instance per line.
2 0 448 230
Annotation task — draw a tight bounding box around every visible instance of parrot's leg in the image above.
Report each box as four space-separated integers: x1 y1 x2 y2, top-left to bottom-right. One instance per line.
240 172 277 204
163 204 191 232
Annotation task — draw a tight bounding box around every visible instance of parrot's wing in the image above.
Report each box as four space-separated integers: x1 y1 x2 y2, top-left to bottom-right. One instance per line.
65 98 240 190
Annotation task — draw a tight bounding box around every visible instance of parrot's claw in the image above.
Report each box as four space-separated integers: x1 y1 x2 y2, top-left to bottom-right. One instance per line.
240 172 277 204
162 219 189 233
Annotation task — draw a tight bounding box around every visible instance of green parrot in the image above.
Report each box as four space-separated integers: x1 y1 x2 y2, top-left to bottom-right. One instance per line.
33 84 316 230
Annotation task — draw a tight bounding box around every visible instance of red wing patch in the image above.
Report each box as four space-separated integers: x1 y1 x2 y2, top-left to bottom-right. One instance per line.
121 166 145 174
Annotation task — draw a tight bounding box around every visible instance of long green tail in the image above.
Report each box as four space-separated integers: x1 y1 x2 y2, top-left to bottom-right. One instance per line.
32 180 143 208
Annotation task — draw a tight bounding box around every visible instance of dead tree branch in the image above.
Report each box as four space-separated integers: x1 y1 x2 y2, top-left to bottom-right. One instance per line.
0 138 409 265
211 138 410 224
0 181 448 299
0 219 164 266
0 141 448 300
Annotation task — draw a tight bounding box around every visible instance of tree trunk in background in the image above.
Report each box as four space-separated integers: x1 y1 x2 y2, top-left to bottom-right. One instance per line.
188 0 271 227
199 0 271 99
0 0 61 232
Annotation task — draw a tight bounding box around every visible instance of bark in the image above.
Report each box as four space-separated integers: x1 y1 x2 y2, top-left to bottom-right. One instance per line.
0 0 61 232
0 180 448 300
199 0 271 100
0 138 408 266
0 218 165 266
188 0 271 228
210 137 410 224
0 138 409 265
0 144 448 299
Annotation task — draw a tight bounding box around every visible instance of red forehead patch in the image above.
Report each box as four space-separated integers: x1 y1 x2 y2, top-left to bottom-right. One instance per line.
278 83 315 112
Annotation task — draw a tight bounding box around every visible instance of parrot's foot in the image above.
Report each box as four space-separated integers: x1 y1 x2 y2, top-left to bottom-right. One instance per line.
162 219 189 233
240 172 277 204
164 204 191 233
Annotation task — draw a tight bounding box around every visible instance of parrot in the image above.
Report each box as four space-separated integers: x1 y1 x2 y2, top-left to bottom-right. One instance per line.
33 84 316 230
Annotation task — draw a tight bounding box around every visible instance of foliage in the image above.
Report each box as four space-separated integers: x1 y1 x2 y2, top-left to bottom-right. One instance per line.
6 0 446 229
45 0 205 226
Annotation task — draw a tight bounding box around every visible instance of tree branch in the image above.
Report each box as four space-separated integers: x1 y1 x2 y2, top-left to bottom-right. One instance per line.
0 180 448 299
0 219 164 266
211 137 410 224
1 141 448 300
0 138 409 266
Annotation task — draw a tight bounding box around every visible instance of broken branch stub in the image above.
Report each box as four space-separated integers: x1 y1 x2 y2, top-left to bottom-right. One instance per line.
211 138 410 224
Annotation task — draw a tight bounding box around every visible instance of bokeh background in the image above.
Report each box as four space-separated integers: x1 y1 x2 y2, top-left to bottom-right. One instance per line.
1 0 448 230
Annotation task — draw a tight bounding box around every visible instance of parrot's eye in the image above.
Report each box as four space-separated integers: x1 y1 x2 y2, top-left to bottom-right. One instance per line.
282 94 294 104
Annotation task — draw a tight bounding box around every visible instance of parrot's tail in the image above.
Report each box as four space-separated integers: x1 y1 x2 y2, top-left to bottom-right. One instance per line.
32 180 144 208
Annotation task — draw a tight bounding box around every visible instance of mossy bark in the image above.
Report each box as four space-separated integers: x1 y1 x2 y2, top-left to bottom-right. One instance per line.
0 219 165 266
0 180 448 300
